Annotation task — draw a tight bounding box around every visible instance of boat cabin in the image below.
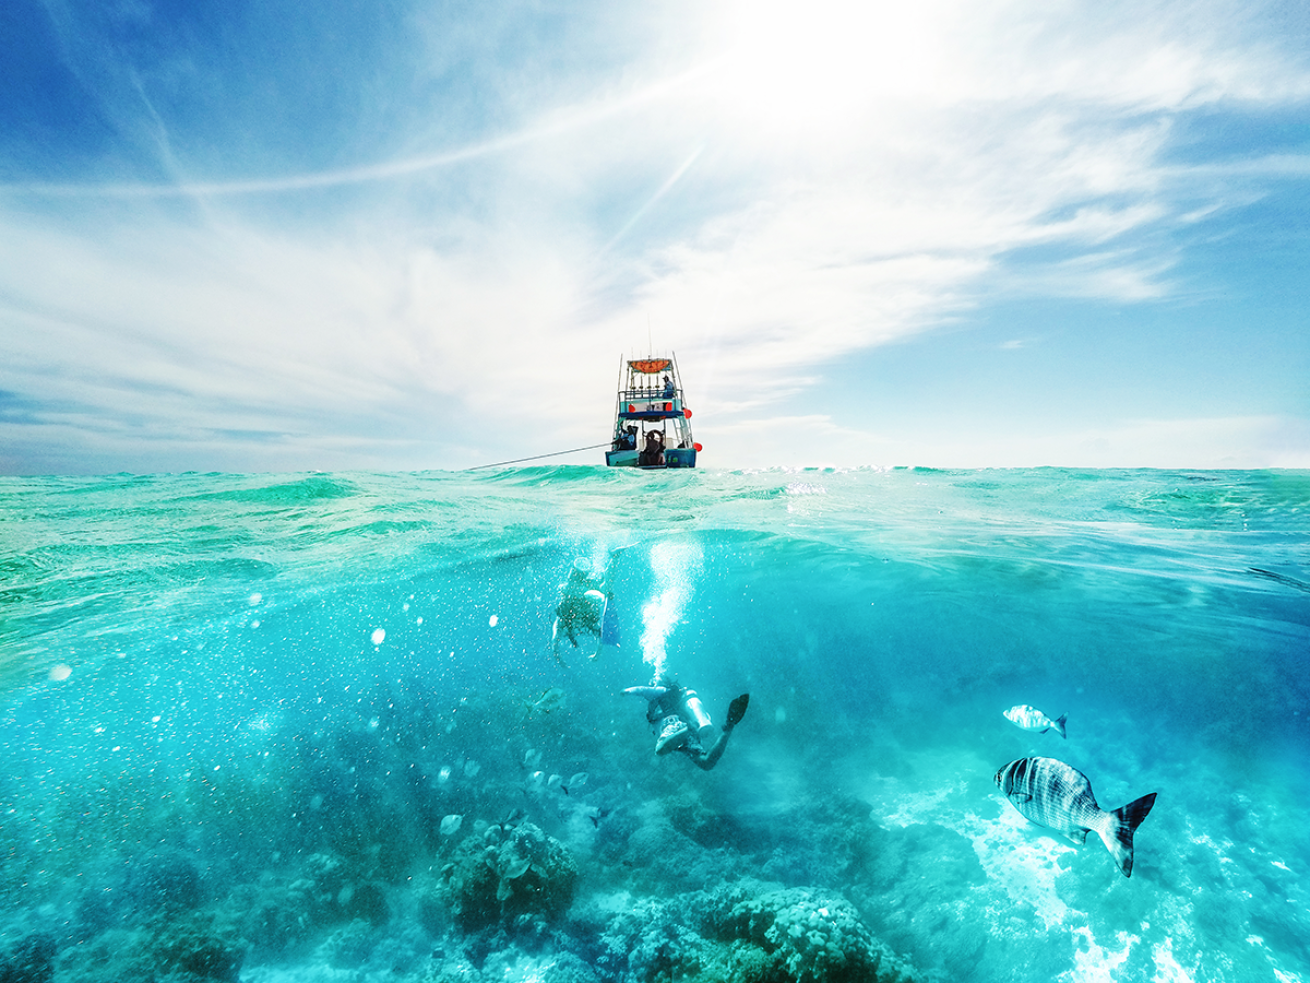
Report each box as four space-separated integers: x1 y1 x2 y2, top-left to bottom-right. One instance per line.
605 355 699 468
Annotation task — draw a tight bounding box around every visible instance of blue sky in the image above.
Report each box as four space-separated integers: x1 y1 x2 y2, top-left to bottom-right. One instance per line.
1 0 1308 473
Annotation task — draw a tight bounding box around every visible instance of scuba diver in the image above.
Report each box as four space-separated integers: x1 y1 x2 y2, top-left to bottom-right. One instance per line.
552 557 612 665
623 674 749 771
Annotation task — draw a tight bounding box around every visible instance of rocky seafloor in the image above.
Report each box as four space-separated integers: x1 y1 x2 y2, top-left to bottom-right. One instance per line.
0 682 969 983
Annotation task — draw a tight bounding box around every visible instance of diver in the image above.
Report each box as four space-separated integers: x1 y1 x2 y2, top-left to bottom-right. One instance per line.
552 557 611 664
623 674 749 771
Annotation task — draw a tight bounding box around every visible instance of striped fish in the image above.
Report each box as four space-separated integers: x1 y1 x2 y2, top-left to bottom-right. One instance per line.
994 756 1157 878
1003 704 1068 738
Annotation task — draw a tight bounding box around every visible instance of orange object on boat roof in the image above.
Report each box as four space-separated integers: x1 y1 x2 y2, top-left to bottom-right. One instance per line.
628 358 671 374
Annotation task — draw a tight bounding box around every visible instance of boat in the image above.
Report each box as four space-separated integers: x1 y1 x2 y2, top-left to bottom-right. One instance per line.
605 354 701 468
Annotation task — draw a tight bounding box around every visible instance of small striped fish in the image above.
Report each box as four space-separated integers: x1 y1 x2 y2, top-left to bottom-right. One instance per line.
1003 704 1067 738
994 756 1157 878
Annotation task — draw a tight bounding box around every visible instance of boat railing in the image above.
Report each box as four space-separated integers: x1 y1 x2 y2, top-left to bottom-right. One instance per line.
619 387 681 401
618 399 683 418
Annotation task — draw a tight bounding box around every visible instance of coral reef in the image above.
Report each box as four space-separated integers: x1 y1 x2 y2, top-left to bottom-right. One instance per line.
594 898 715 982
705 883 920 983
422 950 603 983
316 918 378 968
590 881 923 983
229 849 391 958
55 910 244 983
438 822 579 932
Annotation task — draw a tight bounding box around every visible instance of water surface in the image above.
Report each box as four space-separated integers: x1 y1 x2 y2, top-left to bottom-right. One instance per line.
2 468 1307 982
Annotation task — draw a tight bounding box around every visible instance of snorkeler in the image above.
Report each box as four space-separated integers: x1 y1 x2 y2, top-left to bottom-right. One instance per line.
623 674 749 771
552 557 611 665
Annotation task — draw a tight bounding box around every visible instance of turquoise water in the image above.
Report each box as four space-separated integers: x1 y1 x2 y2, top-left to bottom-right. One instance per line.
2 468 1308 982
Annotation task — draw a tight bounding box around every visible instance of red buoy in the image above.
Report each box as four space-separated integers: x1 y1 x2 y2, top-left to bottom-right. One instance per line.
683 408 693 419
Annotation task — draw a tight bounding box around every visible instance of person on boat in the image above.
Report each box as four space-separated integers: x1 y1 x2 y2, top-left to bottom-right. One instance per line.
552 557 610 664
623 674 749 771
639 430 665 466
615 424 638 451
662 374 676 397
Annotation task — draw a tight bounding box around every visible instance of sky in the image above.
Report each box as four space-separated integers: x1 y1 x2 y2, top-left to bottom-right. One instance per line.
1 0 1308 474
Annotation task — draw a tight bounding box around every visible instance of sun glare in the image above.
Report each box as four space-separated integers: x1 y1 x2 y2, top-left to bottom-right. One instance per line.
705 0 949 134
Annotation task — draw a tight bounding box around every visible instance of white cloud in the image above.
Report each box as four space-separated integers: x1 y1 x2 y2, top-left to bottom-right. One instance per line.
2 0 1308 471
701 412 1310 470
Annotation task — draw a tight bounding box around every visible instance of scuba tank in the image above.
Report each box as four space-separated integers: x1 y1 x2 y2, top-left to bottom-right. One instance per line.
681 690 714 740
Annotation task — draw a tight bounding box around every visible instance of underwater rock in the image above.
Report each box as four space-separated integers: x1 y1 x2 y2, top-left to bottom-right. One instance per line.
55 910 244 983
438 821 579 932
147 910 245 982
234 879 316 955
234 850 389 956
853 823 988 978
662 790 751 850
121 847 205 915
748 794 888 889
860 822 986 893
616 815 740 894
0 932 55 983
316 918 377 969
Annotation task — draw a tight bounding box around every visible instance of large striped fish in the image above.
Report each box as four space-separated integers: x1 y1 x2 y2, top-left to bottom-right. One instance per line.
994 756 1158 878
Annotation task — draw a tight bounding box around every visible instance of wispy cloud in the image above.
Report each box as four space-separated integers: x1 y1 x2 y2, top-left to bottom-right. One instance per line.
705 412 1310 470
1 0 1308 471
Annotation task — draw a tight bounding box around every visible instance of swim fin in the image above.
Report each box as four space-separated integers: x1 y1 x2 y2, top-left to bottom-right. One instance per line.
726 694 750 729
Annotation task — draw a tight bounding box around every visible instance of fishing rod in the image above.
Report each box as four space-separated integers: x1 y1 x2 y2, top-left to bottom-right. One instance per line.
463 442 612 471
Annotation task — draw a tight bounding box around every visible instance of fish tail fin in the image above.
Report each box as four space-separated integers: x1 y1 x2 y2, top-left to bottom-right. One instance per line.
1054 713 1068 739
1101 792 1158 877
